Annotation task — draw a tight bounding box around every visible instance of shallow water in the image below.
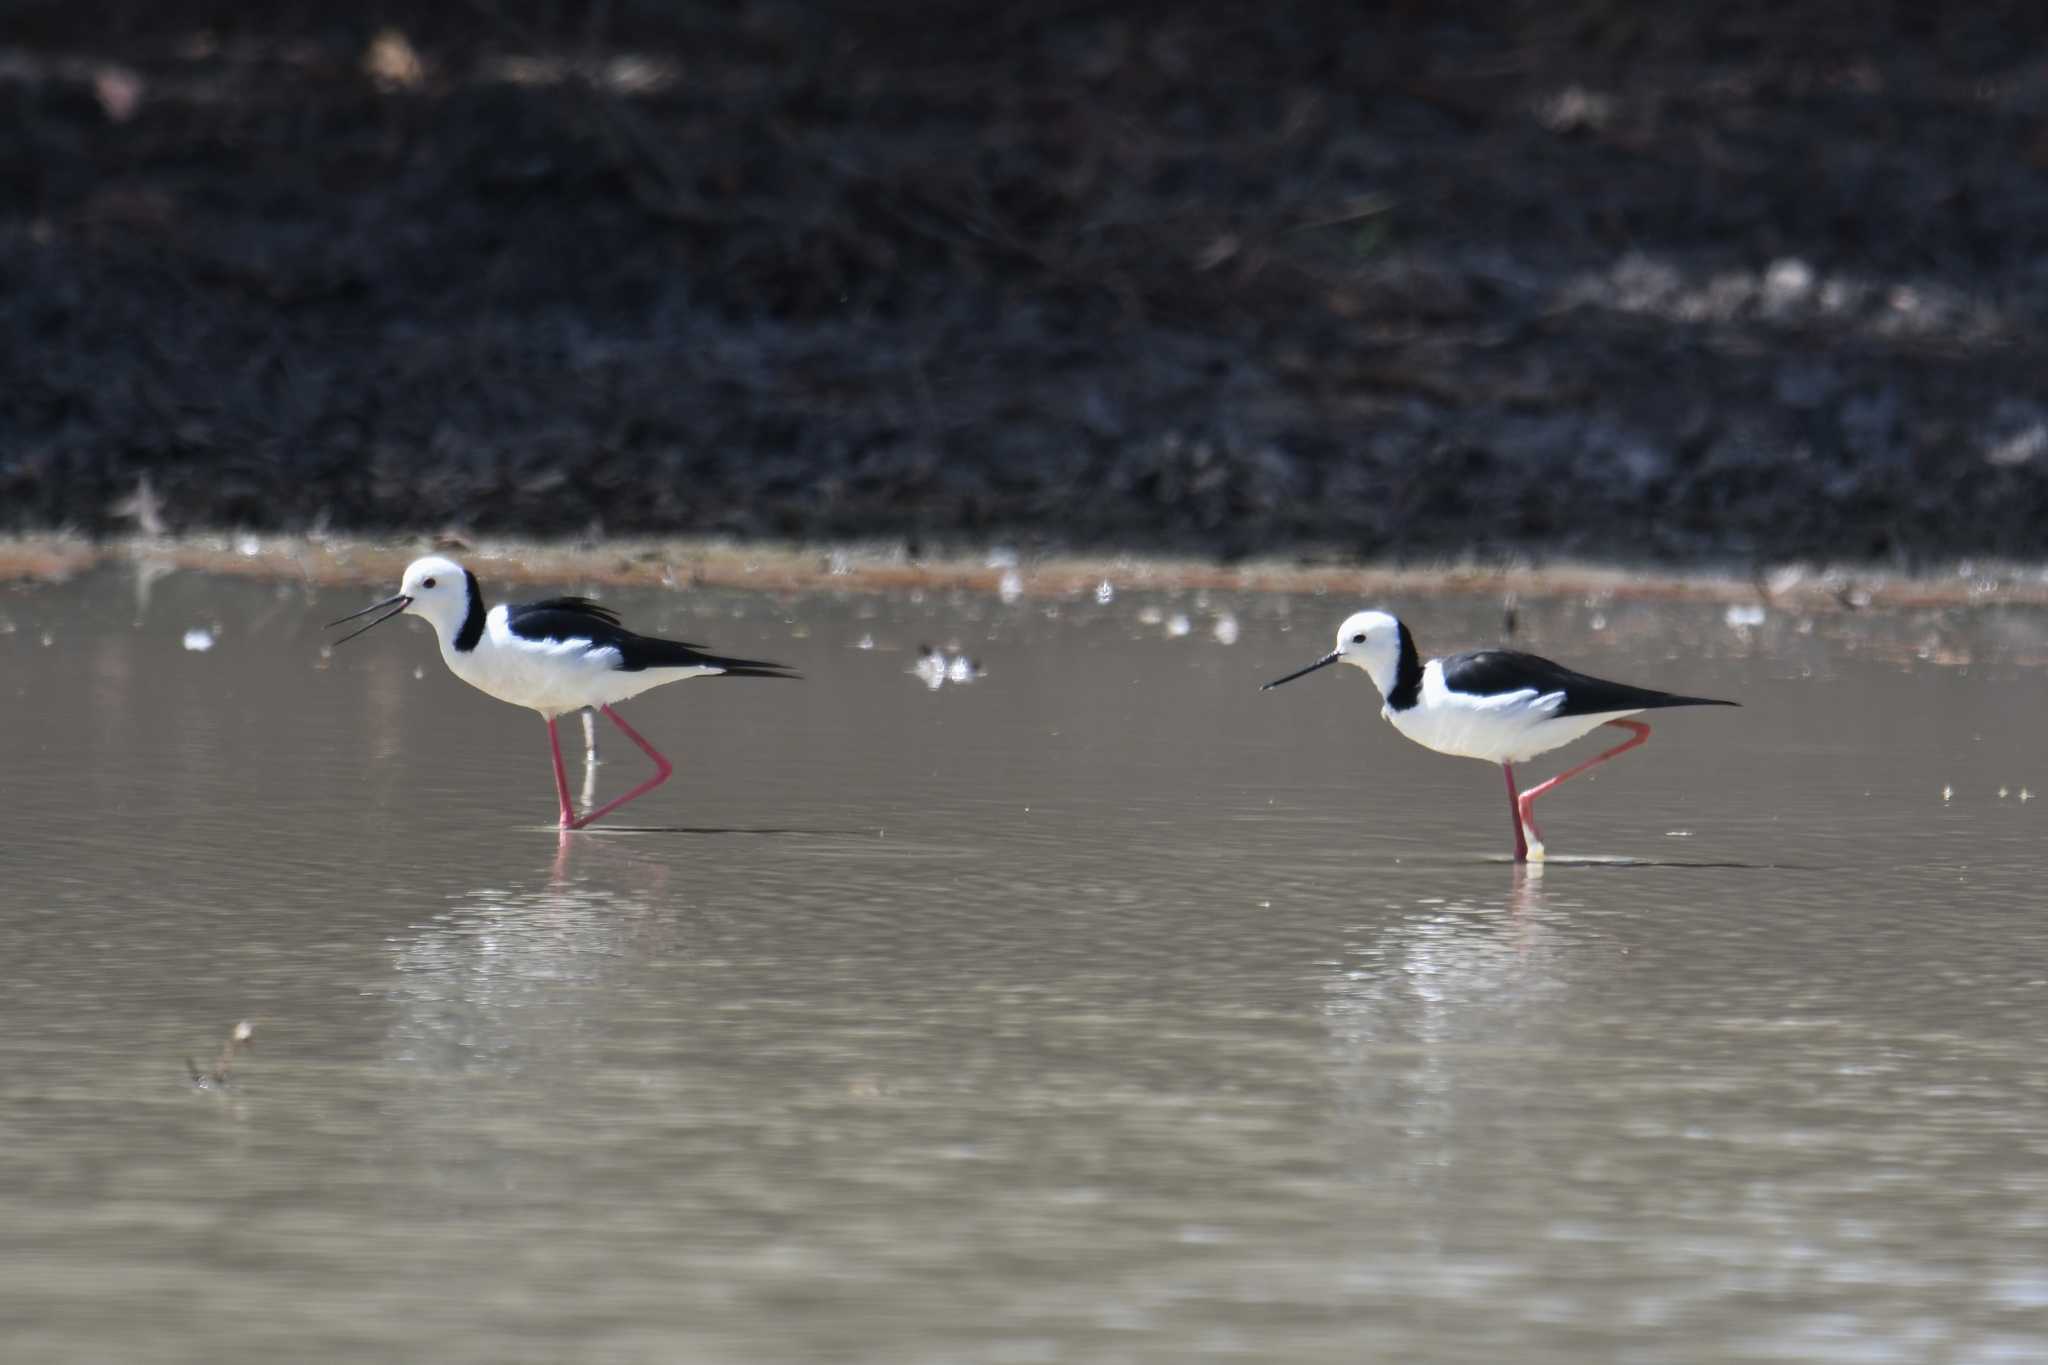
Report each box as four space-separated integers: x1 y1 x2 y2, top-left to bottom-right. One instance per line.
5 565 2048 1363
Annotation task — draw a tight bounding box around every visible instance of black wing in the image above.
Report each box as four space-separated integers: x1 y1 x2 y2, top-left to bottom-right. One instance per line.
1440 649 1736 717
505 599 797 678
517 596 626 629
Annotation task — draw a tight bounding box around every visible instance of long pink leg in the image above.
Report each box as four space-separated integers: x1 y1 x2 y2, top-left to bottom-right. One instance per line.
546 716 578 829
565 704 675 830
1515 719 1651 858
1501 762 1529 862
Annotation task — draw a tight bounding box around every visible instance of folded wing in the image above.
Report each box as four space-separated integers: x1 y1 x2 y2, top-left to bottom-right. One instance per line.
506 599 798 678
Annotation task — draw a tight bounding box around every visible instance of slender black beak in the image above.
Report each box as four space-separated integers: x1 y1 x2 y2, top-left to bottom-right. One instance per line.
1262 651 1340 690
326 594 411 646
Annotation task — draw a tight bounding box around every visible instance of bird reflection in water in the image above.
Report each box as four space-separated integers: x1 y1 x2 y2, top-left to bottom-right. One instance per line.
1318 860 1571 1227
573 710 603 826
387 835 671 1073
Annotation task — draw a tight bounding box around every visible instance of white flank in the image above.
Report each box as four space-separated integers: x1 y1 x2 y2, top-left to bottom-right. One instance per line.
1385 660 1640 765
440 605 723 716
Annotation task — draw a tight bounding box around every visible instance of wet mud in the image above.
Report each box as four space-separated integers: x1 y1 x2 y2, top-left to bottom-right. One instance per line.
6 4 2048 563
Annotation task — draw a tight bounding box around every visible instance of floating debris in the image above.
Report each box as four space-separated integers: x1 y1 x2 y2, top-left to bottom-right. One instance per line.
1094 579 1114 605
1761 565 1806 599
1942 785 1954 802
998 570 1024 603
1724 603 1767 628
1211 613 1240 645
182 627 216 652
913 644 981 690
1166 613 1191 638
188 1020 254 1090
855 633 875 651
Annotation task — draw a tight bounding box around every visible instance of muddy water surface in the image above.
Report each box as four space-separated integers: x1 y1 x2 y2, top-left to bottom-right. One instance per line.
4 567 2047 1363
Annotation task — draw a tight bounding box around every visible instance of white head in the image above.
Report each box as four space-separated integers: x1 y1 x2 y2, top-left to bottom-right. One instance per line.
328 555 478 647
1262 609 1410 699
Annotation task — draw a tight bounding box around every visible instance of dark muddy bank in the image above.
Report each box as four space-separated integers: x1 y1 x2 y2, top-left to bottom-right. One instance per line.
5 2 2048 563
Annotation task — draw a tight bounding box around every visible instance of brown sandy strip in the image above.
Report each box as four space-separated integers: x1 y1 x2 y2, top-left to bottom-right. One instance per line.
0 533 2040 611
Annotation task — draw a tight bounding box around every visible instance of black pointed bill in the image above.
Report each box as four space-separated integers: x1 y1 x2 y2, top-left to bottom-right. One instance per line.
326 594 411 646
1262 651 1341 690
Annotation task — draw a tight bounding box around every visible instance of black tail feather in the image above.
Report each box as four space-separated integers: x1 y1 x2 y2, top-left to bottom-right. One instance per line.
624 634 798 678
709 659 801 680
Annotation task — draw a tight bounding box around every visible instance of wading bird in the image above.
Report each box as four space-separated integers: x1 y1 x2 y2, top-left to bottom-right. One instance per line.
329 556 796 829
1264 610 1735 861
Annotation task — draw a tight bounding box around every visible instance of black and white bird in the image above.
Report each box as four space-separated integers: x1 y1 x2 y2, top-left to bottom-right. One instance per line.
329 555 796 829
1264 610 1736 861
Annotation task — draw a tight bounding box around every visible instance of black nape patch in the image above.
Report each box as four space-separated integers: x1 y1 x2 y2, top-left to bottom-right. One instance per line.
1385 620 1424 710
453 569 486 652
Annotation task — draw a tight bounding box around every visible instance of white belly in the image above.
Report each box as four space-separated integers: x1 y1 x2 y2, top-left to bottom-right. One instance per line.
1386 687 1639 764
445 639 716 716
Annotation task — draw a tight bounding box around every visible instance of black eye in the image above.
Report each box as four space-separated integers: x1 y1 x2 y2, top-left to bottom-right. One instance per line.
1351 632 1367 644
422 577 437 589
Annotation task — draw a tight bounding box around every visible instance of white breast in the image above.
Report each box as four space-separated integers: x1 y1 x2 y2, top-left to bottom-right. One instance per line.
1384 660 1634 764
